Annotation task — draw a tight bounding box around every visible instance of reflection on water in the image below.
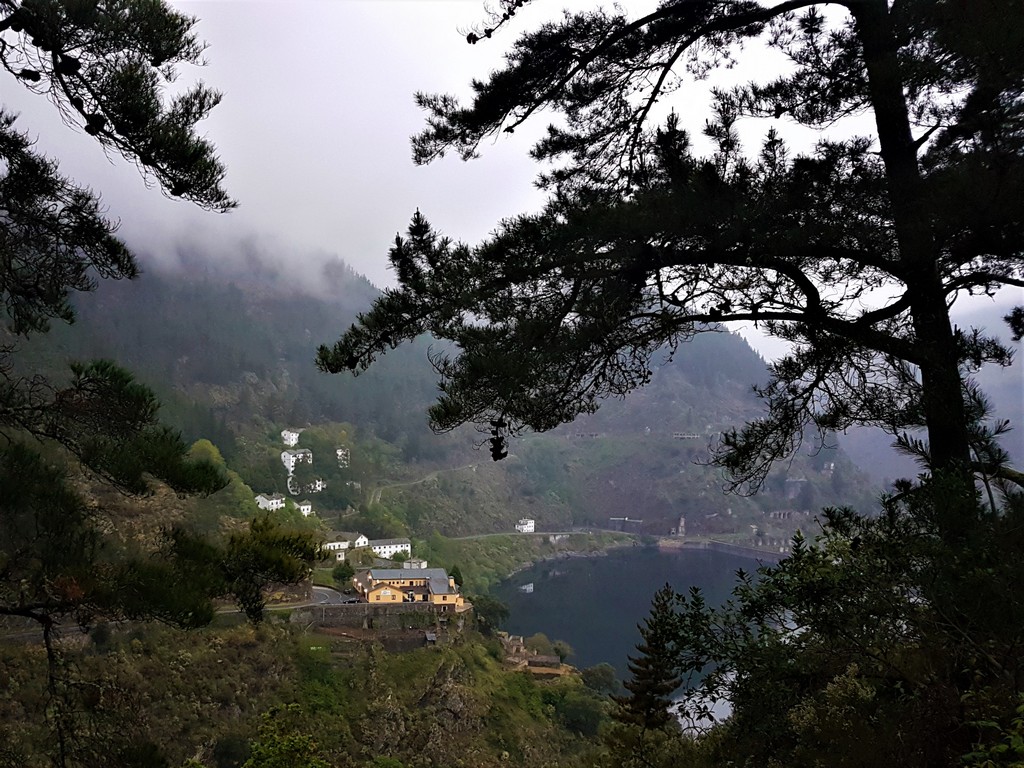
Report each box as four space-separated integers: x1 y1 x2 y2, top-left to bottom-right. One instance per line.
493 546 758 678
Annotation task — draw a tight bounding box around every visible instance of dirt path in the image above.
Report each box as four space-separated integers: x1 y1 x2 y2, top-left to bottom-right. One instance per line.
368 463 478 505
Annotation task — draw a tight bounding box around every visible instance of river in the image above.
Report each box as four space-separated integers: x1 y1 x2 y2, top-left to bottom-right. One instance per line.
492 545 763 677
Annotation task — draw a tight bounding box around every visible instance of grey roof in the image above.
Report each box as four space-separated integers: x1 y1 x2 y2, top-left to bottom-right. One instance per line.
429 575 454 594
369 567 455 594
369 567 447 579
368 538 411 547
328 530 363 540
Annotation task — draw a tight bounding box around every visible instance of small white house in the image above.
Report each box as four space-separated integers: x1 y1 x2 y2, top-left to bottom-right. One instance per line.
255 492 286 512
336 447 351 467
515 518 535 533
322 541 348 562
298 500 313 517
281 448 313 473
369 538 412 559
328 533 370 551
403 558 429 569
281 428 301 447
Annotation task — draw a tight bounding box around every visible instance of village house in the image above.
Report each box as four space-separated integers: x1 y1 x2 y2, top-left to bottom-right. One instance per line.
336 447 351 467
254 492 286 511
323 532 369 554
403 558 429 569
298 500 313 517
515 518 535 533
281 428 300 447
368 538 412 559
353 568 465 610
281 448 313 473
322 542 347 562
323 531 367 562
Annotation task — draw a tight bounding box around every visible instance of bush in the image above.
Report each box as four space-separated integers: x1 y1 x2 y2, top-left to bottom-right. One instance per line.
332 562 355 584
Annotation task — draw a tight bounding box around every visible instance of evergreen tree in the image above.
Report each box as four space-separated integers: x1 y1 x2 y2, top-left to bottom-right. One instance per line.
655 481 1024 767
0 5 323 765
603 584 689 768
0 0 234 495
319 0 1024 509
449 564 464 587
613 584 683 731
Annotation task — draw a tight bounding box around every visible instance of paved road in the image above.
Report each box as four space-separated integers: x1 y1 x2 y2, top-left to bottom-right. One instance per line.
312 586 350 605
450 530 585 541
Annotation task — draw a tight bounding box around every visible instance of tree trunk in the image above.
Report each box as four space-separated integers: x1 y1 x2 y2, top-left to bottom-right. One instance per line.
852 0 972 475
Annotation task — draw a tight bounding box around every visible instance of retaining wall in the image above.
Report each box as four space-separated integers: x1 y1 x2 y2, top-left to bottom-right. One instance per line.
290 602 461 631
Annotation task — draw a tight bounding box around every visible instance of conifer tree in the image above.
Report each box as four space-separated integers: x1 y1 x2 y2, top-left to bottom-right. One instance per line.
0 5 321 764
613 584 682 731
320 0 1024 508
603 584 688 768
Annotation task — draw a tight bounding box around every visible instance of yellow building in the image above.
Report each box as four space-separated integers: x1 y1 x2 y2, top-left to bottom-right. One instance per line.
355 568 465 610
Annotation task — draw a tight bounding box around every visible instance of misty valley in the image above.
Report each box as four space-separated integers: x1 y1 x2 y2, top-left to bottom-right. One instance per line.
2 2 1023 768
3 254 1015 767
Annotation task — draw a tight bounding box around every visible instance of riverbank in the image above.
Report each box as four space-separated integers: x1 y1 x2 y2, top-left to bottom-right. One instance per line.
658 536 787 564
418 531 636 594
505 539 638 578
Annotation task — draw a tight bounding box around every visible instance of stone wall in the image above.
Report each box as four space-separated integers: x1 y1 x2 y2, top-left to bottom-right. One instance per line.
290 603 457 631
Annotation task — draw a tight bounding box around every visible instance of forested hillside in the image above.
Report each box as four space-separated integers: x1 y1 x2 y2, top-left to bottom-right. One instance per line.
8 253 879 539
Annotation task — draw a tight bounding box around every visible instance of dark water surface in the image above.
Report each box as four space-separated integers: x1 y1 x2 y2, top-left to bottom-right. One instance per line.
492 545 757 677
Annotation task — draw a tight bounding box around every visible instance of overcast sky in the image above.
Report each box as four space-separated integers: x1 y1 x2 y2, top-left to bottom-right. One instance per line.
6 0 569 289
3 0 1019 357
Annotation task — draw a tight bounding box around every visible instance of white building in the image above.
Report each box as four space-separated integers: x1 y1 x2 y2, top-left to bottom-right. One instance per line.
254 492 286 511
403 558 429 569
336 447 351 467
368 538 411 559
281 428 301 447
322 541 347 561
326 533 369 551
298 499 313 517
515 518 535 533
281 448 313 473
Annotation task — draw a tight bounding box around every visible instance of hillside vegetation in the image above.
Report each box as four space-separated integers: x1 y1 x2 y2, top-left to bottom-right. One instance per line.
14 262 880 544
0 621 610 768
